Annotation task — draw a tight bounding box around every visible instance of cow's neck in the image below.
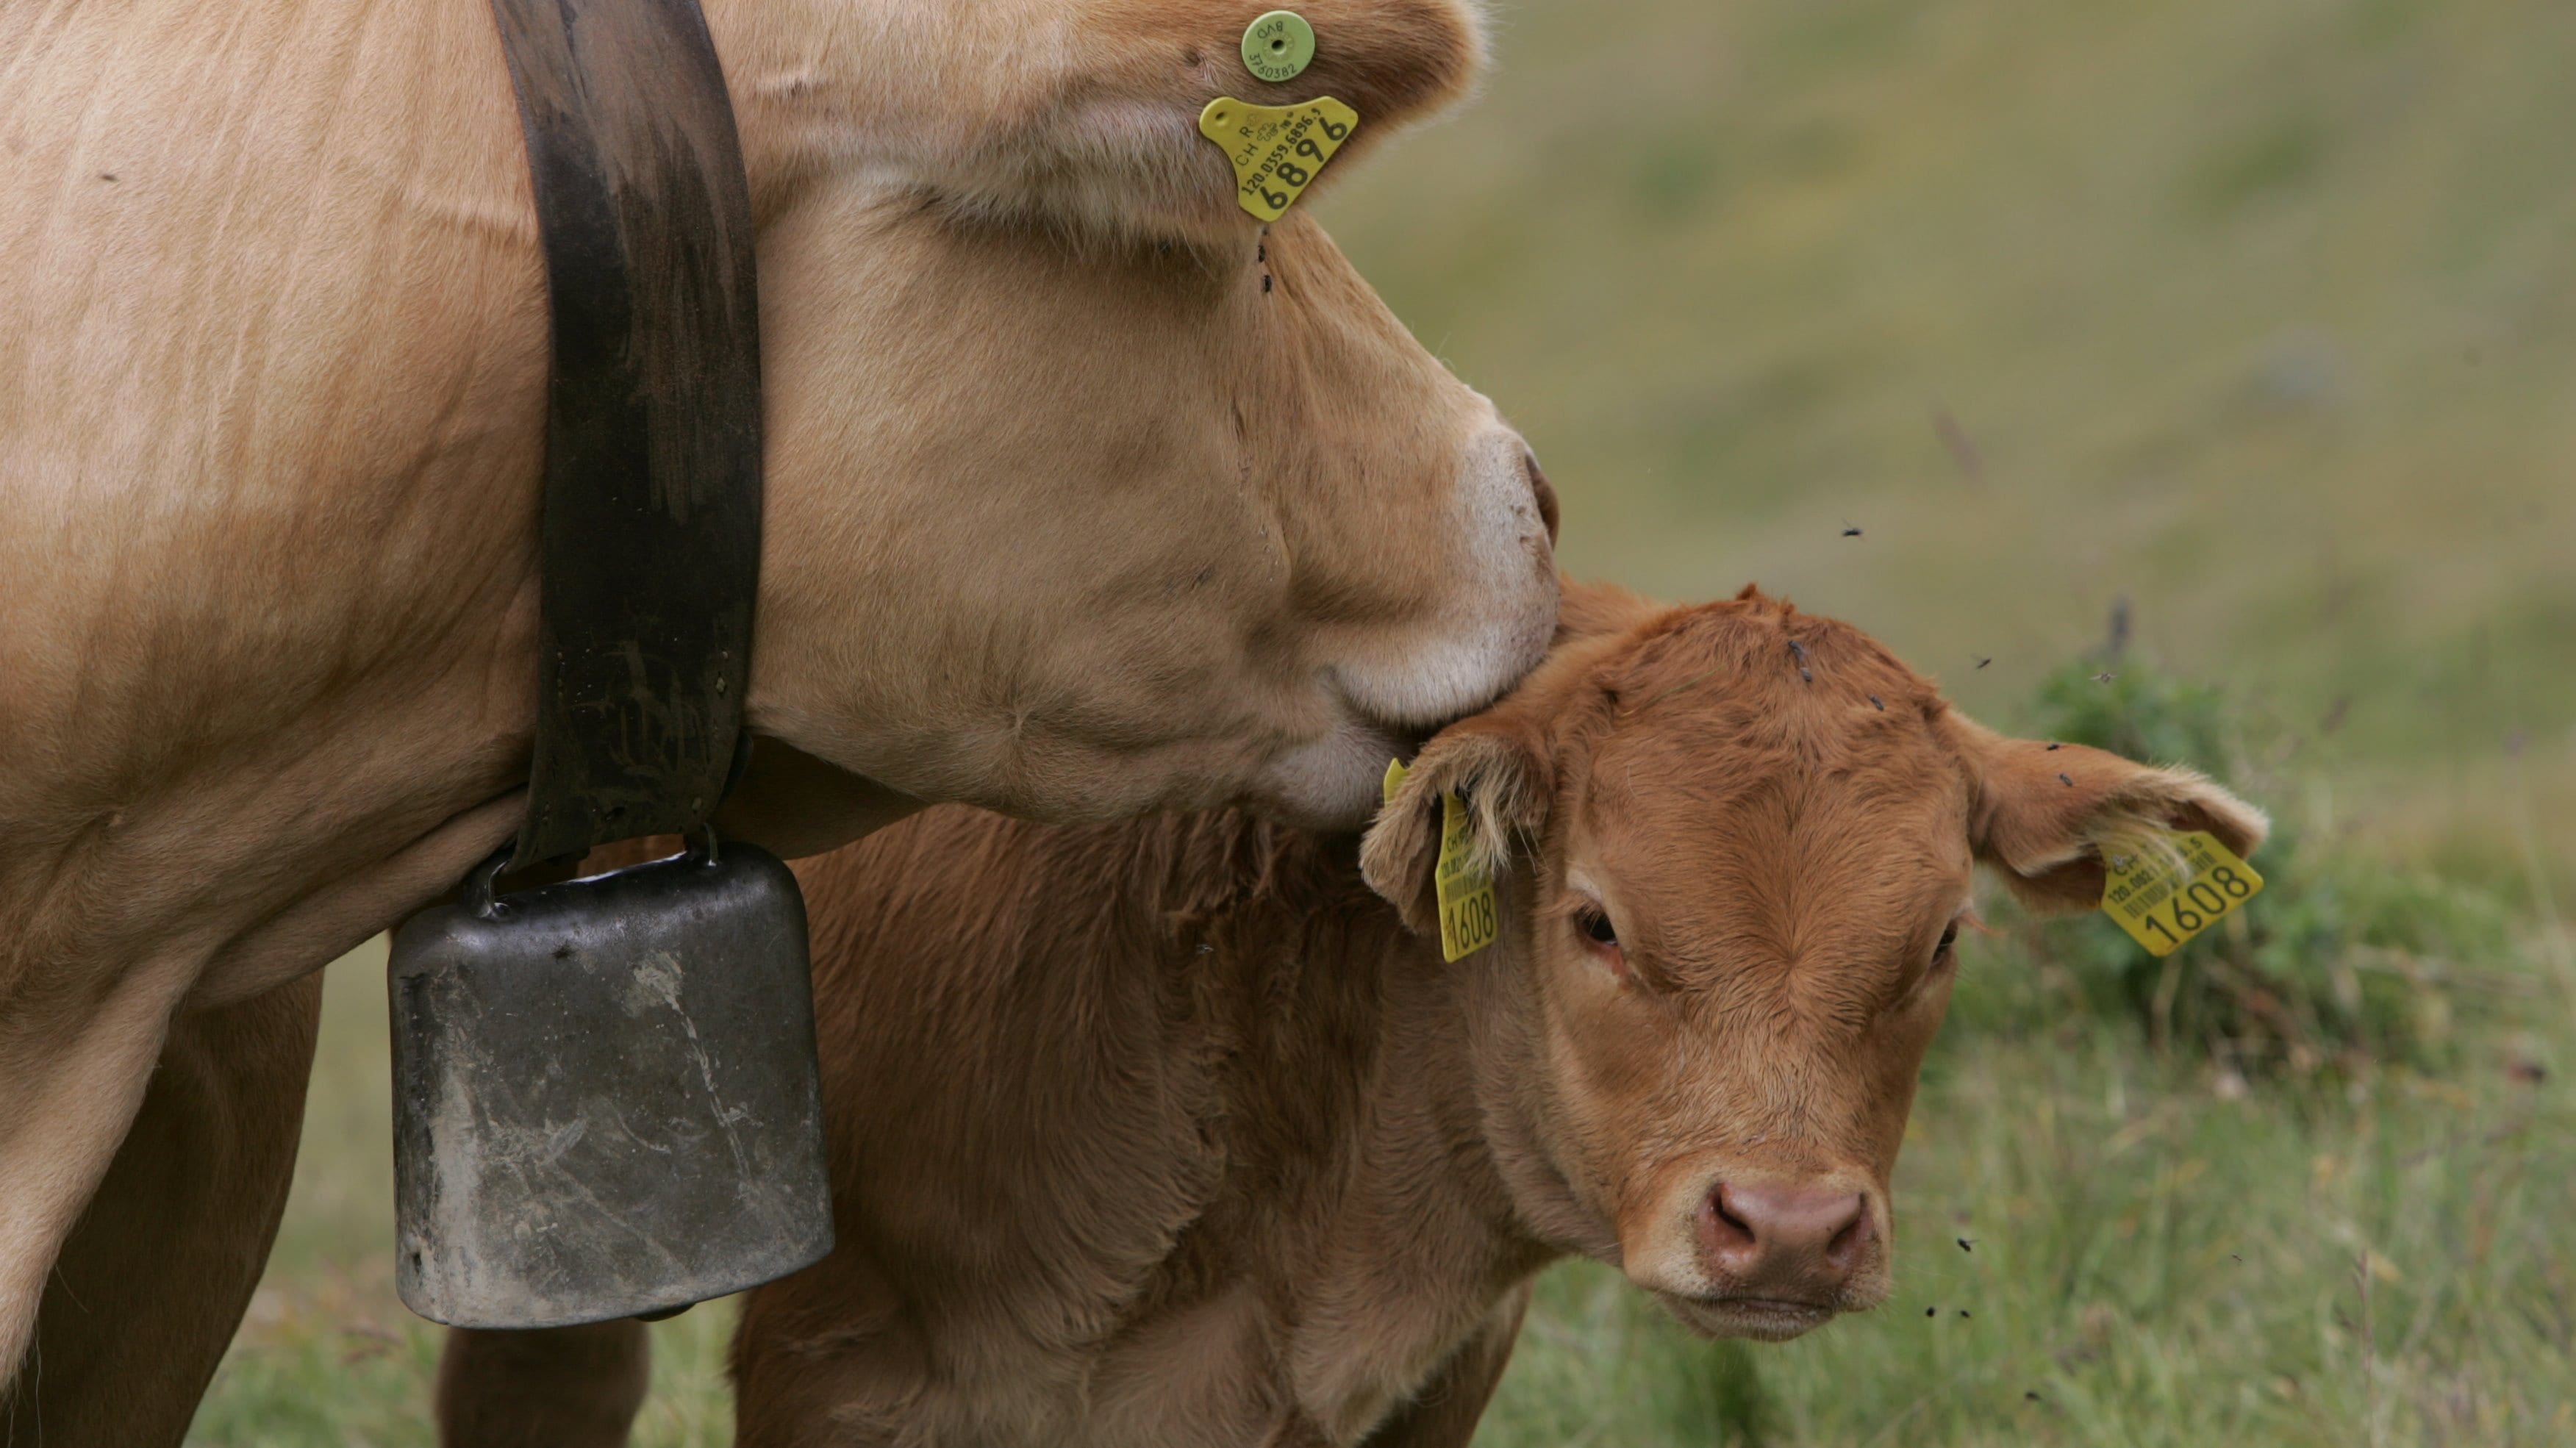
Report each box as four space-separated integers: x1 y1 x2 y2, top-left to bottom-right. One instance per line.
0 0 887 1005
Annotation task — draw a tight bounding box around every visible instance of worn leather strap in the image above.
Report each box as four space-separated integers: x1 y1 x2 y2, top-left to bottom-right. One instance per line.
490 0 764 868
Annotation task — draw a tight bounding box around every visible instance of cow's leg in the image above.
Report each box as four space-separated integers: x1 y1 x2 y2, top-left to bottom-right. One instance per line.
0 953 213 1399
1358 1286 1531 1448
1 973 323 1447
434 1321 651 1448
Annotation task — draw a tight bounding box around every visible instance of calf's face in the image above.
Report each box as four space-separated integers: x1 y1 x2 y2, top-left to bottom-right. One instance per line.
1365 587 2265 1341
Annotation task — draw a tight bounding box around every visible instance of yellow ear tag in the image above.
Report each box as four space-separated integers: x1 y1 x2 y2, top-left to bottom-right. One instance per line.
1198 96 1359 222
1433 791 1500 961
2100 830 2264 957
1382 758 1497 961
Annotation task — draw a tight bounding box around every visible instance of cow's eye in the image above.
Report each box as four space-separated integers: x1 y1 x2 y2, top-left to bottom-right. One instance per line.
1934 922 1959 958
1579 909 1618 947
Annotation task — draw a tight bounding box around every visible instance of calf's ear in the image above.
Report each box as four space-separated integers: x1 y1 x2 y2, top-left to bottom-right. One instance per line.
1553 576 1663 646
851 0 1484 237
1940 711 2270 915
1359 717 1550 938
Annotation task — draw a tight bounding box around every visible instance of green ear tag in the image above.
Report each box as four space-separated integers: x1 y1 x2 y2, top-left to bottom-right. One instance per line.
1240 10 1316 82
1197 96 1359 221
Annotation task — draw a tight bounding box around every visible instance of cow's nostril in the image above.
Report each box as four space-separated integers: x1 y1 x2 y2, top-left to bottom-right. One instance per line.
1824 1200 1867 1272
1713 1191 1753 1242
1523 452 1559 545
1698 1183 1759 1263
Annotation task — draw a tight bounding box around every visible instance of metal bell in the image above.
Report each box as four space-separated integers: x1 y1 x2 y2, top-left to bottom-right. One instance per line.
387 836 832 1328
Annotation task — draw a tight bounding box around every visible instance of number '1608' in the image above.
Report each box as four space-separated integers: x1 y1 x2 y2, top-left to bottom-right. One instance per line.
1443 893 1497 945
2139 864 2254 948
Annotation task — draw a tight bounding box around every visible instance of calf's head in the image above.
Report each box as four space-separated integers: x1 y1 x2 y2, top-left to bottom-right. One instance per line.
1363 586 2264 1340
706 0 1558 843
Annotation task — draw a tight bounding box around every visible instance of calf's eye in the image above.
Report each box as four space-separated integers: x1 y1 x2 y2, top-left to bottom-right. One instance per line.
1935 922 1959 957
1579 909 1618 947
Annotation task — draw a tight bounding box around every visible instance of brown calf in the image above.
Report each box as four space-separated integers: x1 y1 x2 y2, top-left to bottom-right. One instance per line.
440 584 2264 1445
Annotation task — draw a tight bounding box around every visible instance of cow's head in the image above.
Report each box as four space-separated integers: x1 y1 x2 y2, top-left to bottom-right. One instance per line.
1362 584 2266 1340
706 0 1559 847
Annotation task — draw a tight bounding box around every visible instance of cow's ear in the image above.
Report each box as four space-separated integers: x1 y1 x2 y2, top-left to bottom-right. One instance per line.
872 0 1484 237
1359 715 1550 938
1939 710 2269 914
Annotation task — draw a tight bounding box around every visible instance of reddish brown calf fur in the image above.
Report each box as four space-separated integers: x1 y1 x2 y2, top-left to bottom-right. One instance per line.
436 585 2264 1447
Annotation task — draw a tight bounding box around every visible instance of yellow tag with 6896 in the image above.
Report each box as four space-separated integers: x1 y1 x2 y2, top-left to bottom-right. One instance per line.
1198 96 1359 221
2100 830 2264 957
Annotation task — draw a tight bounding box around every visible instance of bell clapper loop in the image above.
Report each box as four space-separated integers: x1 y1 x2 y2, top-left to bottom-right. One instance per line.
462 846 515 920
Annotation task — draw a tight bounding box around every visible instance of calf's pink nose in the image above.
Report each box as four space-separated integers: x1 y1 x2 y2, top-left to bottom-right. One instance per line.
1697 1181 1869 1296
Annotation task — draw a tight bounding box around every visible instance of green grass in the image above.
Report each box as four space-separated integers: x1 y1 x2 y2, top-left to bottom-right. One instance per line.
193 0 2574 1440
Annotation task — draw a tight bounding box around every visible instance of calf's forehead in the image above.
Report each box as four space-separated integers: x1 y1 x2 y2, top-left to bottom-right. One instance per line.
1573 708 1975 955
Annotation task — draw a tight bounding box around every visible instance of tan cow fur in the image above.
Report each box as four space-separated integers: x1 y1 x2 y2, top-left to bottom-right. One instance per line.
436 584 2266 1447
0 0 1556 1414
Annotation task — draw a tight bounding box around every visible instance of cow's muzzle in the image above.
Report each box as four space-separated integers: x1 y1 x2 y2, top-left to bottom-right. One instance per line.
1696 1179 1872 1302
1619 1165 1892 1340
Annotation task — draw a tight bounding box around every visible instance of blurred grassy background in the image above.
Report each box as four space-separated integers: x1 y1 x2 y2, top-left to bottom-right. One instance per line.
1323 0 2576 896
192 0 2573 1441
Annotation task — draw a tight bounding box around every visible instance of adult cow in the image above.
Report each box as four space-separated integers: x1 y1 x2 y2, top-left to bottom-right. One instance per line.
0 0 1559 1434
437 584 2267 1447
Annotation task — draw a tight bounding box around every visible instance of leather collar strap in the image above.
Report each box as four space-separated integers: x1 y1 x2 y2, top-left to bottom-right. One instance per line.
490 0 765 869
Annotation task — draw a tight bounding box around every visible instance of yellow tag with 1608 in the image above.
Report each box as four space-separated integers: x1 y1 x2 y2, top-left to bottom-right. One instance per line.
1381 759 1498 962
2099 830 2263 956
